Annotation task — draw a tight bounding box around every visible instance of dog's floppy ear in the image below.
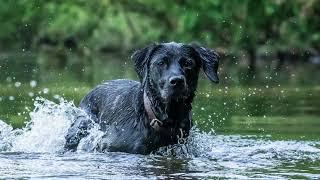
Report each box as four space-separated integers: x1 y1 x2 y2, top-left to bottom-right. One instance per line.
131 43 159 86
191 44 219 83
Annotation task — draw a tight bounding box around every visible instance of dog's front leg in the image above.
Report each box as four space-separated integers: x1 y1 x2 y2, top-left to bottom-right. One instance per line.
64 115 94 151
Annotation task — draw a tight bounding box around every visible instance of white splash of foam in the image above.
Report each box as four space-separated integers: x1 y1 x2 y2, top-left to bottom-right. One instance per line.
0 121 19 151
0 97 103 153
154 127 320 169
0 97 89 153
77 124 104 152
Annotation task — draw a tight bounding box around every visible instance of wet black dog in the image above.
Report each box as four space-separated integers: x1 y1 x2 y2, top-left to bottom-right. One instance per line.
64 42 219 154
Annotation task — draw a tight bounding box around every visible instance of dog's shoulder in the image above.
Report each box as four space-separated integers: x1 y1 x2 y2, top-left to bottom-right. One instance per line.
79 79 142 114
79 79 144 131
101 79 140 90
84 79 139 96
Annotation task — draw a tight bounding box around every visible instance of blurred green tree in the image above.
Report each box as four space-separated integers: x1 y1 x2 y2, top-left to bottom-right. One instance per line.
0 0 319 83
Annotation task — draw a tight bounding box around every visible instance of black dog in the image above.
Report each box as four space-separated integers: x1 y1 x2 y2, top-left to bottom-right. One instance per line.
64 42 219 154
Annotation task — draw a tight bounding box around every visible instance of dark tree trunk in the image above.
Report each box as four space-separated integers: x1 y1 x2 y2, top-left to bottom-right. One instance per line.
247 47 256 82
276 51 285 71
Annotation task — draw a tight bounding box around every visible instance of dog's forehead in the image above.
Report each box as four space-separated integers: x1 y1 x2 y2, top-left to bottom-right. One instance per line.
155 42 192 57
162 42 183 47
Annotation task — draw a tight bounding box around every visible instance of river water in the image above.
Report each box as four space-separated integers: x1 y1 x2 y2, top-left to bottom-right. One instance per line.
0 98 319 179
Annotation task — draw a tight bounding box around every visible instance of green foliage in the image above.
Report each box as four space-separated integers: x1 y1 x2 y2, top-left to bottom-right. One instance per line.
1 0 318 51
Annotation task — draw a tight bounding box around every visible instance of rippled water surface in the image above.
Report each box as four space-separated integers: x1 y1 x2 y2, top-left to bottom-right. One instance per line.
0 98 319 179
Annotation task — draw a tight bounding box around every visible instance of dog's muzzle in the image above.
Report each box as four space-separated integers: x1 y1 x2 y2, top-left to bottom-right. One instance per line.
169 75 186 88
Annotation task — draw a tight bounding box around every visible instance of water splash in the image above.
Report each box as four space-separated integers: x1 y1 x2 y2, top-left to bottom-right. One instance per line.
77 124 104 152
0 97 88 153
154 128 320 169
0 121 19 151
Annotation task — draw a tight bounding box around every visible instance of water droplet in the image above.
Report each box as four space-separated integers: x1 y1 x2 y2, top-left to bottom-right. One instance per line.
53 95 60 99
14 82 21 87
28 92 34 97
30 80 37 88
43 88 49 94
6 77 12 82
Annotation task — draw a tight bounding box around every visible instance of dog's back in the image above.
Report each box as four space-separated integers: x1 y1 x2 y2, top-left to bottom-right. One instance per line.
65 79 149 153
79 79 142 130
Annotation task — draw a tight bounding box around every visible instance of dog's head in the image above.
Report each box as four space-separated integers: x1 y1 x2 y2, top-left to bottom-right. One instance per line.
131 42 219 103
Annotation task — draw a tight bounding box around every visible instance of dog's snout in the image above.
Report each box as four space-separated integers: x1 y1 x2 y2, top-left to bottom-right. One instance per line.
169 76 185 87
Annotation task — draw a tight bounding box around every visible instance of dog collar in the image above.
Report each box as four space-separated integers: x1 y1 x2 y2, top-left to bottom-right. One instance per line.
143 91 163 131
143 91 187 143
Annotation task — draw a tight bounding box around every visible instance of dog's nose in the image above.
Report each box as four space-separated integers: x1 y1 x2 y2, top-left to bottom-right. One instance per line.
169 76 185 87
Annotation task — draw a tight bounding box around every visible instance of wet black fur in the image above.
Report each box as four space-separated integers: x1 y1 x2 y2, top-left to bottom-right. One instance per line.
64 42 219 154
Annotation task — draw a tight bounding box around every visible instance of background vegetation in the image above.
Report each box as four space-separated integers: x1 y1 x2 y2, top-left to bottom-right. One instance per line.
1 0 320 85
0 0 319 137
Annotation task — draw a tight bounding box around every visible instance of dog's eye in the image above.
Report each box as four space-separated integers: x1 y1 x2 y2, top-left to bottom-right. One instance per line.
181 59 193 68
157 61 165 66
157 57 168 66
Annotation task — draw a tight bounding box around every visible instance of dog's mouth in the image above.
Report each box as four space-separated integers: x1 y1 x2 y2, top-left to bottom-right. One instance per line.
156 78 188 103
160 87 188 103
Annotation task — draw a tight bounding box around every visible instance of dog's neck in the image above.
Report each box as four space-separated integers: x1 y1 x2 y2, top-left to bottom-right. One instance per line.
143 83 195 132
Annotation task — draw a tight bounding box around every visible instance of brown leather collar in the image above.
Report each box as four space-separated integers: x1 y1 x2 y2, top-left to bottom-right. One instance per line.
143 91 164 131
143 91 186 143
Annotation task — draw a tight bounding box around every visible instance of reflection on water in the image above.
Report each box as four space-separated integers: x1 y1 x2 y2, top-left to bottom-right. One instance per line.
0 147 319 179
